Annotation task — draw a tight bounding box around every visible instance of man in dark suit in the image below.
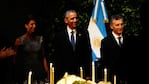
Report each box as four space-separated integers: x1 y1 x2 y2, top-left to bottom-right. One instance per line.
52 9 92 82
100 14 136 84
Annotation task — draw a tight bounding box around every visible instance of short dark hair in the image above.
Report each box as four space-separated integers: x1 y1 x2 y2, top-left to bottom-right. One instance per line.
110 14 123 24
64 9 77 18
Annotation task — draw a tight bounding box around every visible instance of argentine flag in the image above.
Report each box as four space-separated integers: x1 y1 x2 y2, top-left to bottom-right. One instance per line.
88 0 108 61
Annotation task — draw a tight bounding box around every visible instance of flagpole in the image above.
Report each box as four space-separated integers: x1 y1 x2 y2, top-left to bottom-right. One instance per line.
101 0 109 23
93 0 99 20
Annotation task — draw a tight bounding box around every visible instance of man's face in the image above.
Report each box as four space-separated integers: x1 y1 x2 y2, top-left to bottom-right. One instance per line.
110 19 124 35
64 12 78 29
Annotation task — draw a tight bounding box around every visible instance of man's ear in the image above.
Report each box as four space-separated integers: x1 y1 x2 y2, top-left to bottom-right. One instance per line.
64 18 68 24
110 24 113 30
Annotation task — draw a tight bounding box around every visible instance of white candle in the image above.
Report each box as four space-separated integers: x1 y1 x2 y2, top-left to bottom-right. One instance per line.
52 67 54 84
104 68 107 82
80 67 83 78
92 62 95 82
28 71 32 84
50 63 53 84
64 72 68 84
114 75 116 84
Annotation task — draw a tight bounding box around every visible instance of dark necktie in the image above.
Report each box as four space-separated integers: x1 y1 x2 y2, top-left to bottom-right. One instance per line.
118 37 122 47
71 31 75 50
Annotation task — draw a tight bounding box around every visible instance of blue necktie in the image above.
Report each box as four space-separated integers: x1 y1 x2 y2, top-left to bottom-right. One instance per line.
71 31 75 50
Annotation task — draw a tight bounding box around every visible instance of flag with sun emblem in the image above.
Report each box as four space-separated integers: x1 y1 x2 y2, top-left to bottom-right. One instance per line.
88 0 108 61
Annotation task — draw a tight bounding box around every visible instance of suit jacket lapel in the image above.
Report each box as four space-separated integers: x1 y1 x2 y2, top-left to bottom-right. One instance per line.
64 29 75 50
110 33 120 47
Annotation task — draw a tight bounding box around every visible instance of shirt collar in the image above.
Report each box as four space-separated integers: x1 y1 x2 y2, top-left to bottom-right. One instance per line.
112 31 122 39
67 26 76 34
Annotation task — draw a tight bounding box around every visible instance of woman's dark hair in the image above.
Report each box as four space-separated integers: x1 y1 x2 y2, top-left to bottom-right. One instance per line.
24 14 37 24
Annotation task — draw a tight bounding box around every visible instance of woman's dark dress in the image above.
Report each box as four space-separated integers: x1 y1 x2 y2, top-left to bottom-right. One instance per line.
15 36 46 83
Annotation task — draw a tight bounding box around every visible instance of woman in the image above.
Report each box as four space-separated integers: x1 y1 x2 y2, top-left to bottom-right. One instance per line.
14 14 49 84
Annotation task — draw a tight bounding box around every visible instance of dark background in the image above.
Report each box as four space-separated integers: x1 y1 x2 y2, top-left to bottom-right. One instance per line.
0 0 54 44
0 0 83 46
0 0 147 47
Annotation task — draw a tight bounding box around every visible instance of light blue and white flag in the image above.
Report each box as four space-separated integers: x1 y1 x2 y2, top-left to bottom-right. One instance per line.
88 0 108 61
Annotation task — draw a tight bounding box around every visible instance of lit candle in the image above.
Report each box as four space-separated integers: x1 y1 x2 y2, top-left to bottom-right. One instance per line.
80 67 83 78
52 67 54 84
104 68 107 82
50 63 53 84
92 62 95 82
64 72 68 84
28 71 32 84
114 75 116 84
